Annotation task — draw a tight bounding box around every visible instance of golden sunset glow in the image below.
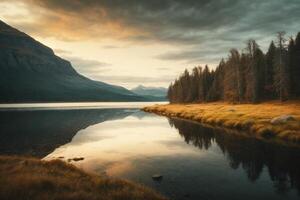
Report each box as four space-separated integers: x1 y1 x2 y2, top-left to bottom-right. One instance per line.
0 0 299 89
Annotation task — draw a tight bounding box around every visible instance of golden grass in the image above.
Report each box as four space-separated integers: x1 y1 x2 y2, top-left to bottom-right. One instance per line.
0 156 167 200
143 101 300 142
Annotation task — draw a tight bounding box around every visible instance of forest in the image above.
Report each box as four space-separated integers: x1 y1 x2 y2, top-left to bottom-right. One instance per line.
167 32 300 103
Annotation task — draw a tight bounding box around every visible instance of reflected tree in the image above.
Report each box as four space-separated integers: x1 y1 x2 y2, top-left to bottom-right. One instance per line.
168 117 300 195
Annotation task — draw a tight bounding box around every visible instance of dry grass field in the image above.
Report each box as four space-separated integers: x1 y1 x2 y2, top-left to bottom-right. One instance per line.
143 101 300 142
0 156 166 200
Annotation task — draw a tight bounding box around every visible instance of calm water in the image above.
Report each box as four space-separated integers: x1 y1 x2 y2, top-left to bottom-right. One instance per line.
0 103 299 200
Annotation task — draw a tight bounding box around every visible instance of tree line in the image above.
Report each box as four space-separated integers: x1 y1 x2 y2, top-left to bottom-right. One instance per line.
168 32 300 103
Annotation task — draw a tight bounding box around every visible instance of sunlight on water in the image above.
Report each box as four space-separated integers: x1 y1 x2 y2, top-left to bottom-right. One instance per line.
45 114 207 176
0 101 167 110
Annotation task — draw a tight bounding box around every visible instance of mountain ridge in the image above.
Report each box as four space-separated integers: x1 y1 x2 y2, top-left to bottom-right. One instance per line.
131 85 167 100
0 20 148 103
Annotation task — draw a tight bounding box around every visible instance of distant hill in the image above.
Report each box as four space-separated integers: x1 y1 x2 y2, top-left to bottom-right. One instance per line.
131 85 167 101
0 20 147 103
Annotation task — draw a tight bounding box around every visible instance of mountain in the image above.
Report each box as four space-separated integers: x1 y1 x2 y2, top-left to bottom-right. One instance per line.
0 20 147 103
131 85 167 100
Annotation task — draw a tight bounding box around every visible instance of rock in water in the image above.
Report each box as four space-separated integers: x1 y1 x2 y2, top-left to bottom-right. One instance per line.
152 174 163 181
270 115 295 124
72 157 84 162
67 157 85 162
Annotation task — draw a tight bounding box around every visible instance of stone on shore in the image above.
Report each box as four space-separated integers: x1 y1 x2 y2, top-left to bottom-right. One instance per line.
270 115 295 124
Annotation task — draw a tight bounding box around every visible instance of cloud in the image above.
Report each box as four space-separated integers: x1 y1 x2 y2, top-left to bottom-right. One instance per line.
156 47 228 64
53 48 111 75
1 0 299 86
102 45 120 49
52 49 174 86
3 0 299 44
3 0 298 65
66 56 111 75
69 56 110 69
90 75 175 85
54 48 71 55
156 67 170 71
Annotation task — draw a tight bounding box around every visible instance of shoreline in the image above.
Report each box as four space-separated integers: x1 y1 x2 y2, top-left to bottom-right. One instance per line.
143 101 300 143
0 156 166 200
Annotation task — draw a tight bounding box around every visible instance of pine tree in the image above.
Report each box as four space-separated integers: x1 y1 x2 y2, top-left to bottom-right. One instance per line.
252 48 266 102
290 32 300 97
207 60 225 101
244 40 266 103
187 67 201 102
202 65 210 101
166 32 299 104
287 37 296 97
265 41 276 99
224 49 241 102
274 32 289 101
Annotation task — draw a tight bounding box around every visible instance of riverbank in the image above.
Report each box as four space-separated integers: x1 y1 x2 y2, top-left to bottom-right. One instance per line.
143 101 300 142
0 156 166 200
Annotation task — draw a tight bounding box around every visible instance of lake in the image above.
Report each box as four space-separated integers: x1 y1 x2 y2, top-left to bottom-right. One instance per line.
0 102 299 200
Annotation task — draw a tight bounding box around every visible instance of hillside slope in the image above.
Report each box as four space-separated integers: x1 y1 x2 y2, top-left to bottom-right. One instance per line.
0 20 146 102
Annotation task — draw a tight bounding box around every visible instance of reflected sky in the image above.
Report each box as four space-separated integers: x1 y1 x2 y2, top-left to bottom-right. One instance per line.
45 113 206 176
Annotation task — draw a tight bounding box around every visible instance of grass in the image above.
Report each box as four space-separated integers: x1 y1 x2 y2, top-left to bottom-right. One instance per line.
143 101 300 142
0 155 167 200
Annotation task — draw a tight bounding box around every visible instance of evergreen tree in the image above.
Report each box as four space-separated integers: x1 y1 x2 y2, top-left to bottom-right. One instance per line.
287 37 296 97
290 32 300 96
224 49 241 102
207 60 225 101
187 67 201 102
265 41 276 99
167 32 299 104
274 32 289 101
252 48 266 102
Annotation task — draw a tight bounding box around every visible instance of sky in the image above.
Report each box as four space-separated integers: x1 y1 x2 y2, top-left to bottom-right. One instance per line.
0 0 299 89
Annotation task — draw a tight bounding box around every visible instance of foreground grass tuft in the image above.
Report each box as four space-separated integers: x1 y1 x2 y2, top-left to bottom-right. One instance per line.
0 156 167 200
143 101 300 142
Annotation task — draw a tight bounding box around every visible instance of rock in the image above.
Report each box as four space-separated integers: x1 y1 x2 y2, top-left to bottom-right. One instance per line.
227 109 235 112
270 115 295 124
152 174 163 181
72 157 84 162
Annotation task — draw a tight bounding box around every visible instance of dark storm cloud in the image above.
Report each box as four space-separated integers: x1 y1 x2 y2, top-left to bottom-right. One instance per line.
23 0 300 63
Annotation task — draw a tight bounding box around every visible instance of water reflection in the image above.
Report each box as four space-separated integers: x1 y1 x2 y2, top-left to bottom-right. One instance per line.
0 109 134 157
0 107 299 199
169 118 300 196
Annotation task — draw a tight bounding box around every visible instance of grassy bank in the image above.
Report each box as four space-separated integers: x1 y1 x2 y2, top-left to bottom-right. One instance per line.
0 156 166 200
143 101 300 142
